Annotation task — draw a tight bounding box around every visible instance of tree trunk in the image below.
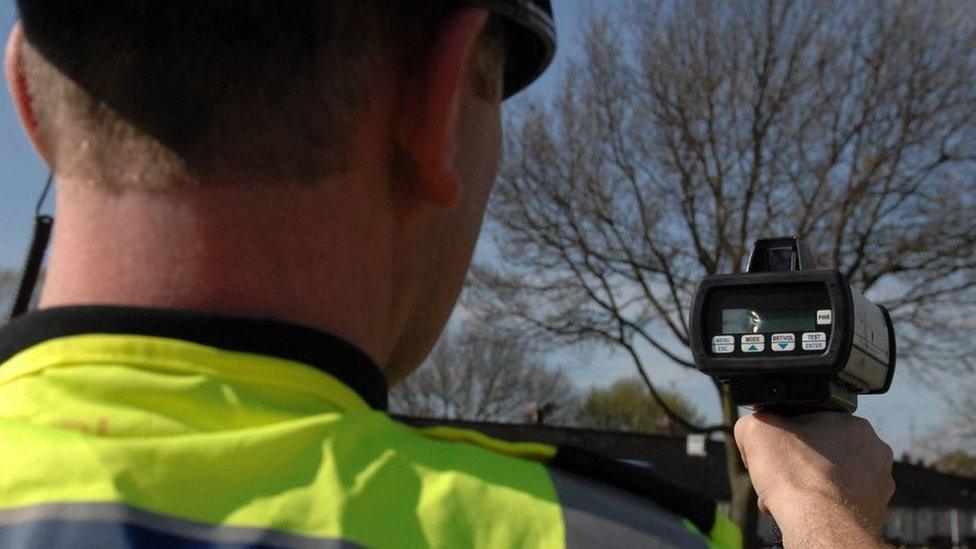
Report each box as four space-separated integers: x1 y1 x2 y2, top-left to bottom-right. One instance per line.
721 385 760 547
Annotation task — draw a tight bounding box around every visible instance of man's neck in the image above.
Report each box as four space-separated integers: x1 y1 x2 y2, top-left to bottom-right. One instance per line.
39 174 403 372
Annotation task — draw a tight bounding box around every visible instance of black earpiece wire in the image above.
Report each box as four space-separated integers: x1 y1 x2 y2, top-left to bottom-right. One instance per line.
9 173 54 320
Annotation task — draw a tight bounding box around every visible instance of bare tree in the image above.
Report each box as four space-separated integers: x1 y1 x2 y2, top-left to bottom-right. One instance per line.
919 381 976 479
928 382 976 453
0 270 19 324
469 0 976 541
390 323 579 425
944 390 976 454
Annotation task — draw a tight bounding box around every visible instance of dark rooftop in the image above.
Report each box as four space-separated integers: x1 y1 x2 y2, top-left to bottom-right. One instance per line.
397 416 976 509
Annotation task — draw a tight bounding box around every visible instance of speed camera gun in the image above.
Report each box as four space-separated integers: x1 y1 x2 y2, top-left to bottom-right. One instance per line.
689 237 895 414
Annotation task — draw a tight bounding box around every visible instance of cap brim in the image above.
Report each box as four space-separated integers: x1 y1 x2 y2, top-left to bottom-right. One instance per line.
469 0 557 99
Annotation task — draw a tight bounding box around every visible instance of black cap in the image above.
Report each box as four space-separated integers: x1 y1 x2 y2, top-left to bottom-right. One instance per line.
18 1 556 101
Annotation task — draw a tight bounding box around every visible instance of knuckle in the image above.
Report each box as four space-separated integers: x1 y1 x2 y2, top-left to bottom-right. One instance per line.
851 415 873 432
867 439 894 468
881 442 894 465
733 415 755 440
817 460 842 484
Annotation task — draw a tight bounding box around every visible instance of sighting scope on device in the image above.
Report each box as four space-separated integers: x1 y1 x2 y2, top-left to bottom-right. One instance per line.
690 237 896 414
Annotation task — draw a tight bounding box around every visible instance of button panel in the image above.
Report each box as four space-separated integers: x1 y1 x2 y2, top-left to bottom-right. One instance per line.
708 330 830 355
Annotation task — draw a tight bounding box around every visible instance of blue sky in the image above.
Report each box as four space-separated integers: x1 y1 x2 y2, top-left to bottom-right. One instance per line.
0 3 46 268
0 1 948 454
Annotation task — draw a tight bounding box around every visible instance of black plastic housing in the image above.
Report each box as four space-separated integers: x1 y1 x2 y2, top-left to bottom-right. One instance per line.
689 269 853 378
690 237 896 413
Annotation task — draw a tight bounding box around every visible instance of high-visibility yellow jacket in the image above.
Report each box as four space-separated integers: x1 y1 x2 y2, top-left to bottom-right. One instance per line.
0 307 741 548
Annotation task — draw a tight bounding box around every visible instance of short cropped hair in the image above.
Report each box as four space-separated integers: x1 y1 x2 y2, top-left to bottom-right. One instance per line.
17 1 506 187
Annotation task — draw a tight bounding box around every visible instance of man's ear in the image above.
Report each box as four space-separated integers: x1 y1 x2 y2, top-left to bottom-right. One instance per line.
396 7 489 211
5 23 49 164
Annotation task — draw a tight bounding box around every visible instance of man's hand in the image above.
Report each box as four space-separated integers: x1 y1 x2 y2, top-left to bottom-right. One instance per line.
734 412 895 548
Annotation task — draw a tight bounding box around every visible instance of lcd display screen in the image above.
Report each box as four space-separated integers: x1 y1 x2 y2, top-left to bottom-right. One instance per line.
721 308 816 334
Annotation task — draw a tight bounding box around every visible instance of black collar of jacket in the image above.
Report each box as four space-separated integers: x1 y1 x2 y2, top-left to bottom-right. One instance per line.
552 444 718 536
0 306 389 410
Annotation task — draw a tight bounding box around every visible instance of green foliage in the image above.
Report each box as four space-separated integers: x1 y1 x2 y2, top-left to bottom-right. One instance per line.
576 378 703 435
932 450 976 479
